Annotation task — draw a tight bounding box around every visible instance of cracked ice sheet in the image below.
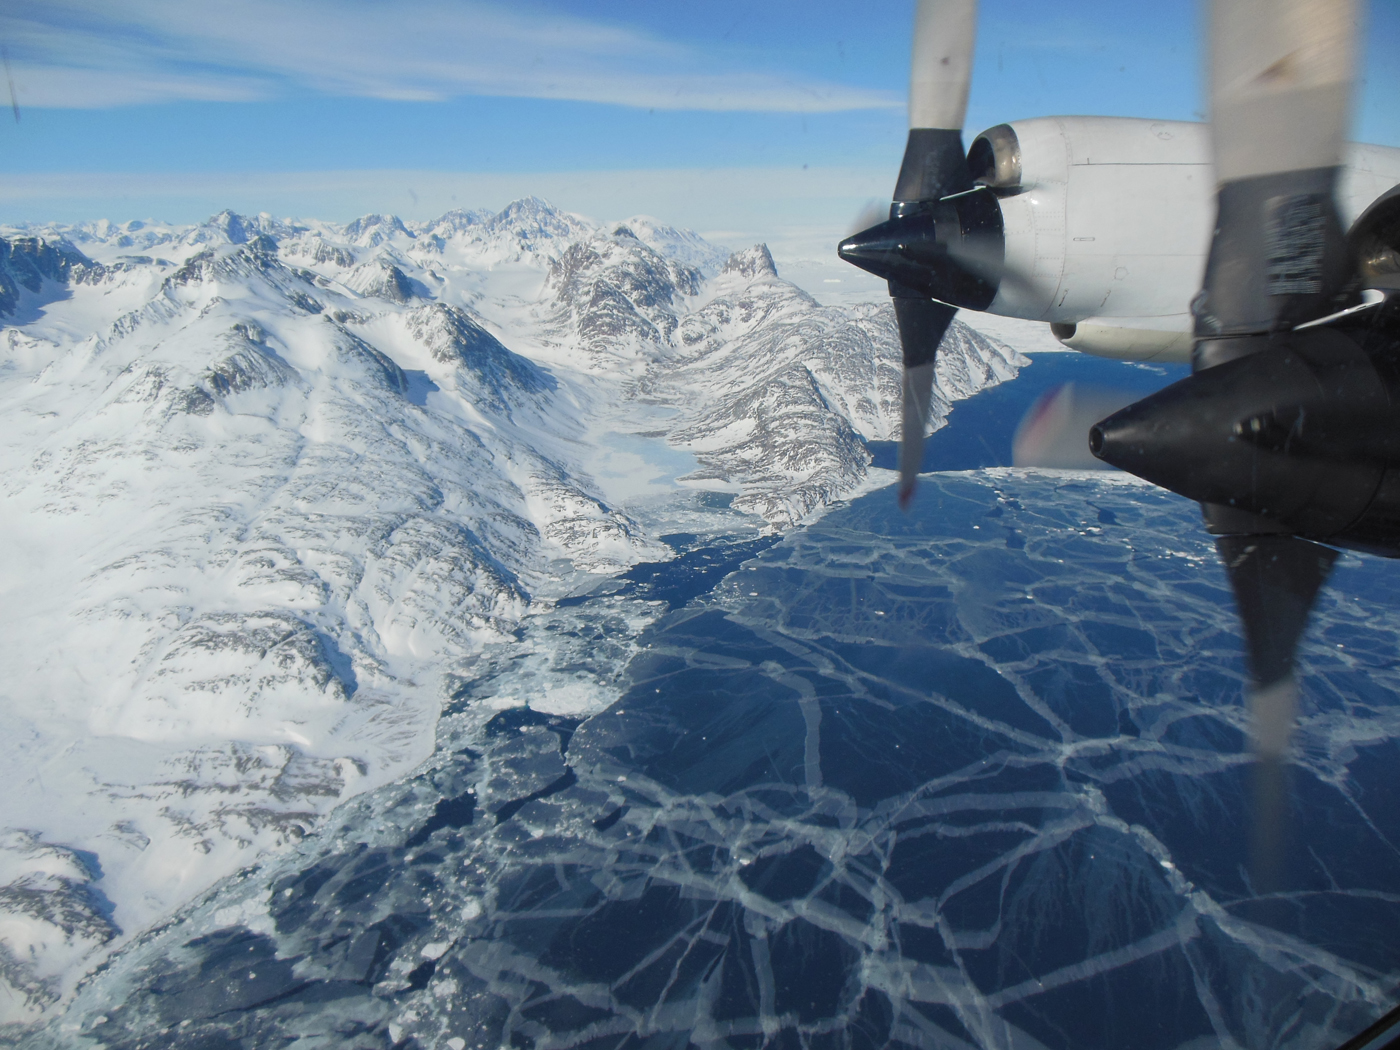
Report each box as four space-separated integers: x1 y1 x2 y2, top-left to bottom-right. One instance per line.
38 471 1400 1050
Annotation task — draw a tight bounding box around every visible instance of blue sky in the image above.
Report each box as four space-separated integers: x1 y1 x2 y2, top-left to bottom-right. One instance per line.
1 0 1396 238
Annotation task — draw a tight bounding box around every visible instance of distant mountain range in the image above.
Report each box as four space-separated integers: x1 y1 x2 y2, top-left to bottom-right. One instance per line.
0 198 1023 1035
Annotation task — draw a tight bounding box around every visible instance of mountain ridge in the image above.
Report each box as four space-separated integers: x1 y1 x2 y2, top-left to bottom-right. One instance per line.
0 197 1024 1035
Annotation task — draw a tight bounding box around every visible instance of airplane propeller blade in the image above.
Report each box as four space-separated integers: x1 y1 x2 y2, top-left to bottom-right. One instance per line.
1093 0 1364 890
884 0 977 507
893 297 958 507
1194 0 1359 370
1216 535 1339 890
1202 0 1359 881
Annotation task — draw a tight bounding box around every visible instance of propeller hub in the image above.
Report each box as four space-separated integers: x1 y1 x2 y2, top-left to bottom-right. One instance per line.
1086 423 1106 458
837 189 1004 312
1091 325 1400 543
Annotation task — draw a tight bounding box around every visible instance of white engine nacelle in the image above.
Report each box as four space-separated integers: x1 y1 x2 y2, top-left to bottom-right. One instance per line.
970 117 1400 361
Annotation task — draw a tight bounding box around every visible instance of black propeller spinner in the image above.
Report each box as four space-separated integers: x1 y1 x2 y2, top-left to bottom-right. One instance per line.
836 0 1004 509
1088 0 1400 884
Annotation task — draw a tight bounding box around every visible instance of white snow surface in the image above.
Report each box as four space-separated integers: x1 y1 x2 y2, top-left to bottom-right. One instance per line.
0 198 1024 1030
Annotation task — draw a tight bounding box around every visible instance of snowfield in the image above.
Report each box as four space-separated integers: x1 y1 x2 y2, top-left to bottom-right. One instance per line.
0 199 1022 1035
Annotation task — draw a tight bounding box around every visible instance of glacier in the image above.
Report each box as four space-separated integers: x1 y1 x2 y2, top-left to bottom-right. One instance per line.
0 199 1022 1039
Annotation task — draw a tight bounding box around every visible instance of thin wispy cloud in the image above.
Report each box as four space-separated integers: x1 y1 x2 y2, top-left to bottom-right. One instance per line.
5 0 901 112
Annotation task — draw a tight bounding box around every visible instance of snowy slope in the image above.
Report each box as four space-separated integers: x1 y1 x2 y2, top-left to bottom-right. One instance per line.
0 199 1022 1034
647 245 1022 525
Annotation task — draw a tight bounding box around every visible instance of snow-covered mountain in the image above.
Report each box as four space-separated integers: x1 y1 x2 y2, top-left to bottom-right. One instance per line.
0 198 1022 1035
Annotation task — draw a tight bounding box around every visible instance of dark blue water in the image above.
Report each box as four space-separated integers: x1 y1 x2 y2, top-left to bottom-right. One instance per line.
558 533 779 611
867 353 1189 472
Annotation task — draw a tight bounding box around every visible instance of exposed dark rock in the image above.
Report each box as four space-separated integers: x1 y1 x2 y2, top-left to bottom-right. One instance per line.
0 236 102 317
722 243 778 279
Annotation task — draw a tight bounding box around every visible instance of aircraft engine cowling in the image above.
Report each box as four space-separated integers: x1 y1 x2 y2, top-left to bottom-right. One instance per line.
967 124 1022 194
969 117 1400 360
977 117 1216 332
844 114 1400 364
1349 185 1400 291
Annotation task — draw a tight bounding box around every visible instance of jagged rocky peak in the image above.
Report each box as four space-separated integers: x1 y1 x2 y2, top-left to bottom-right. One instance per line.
722 244 779 280
164 234 283 289
418 208 493 236
548 227 700 308
620 216 731 276
342 213 412 248
0 235 102 316
109 310 301 420
345 257 419 303
203 324 298 400
205 210 255 245
231 319 264 344
406 302 500 365
484 196 591 244
404 302 551 408
194 210 298 247
543 227 707 362
288 235 356 269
